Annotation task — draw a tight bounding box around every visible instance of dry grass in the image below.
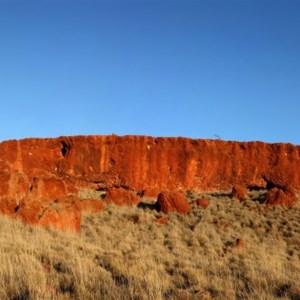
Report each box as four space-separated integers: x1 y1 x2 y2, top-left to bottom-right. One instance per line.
0 191 299 300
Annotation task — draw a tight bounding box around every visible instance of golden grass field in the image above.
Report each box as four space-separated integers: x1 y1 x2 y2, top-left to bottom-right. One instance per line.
0 190 299 300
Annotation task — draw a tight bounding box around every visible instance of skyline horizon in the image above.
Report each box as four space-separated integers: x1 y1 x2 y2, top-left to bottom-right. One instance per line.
1 132 300 146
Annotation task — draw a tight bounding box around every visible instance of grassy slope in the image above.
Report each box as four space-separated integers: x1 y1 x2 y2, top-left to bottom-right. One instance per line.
0 192 299 300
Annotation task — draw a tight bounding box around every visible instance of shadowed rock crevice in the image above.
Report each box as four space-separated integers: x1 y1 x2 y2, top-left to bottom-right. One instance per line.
60 141 71 157
137 202 157 211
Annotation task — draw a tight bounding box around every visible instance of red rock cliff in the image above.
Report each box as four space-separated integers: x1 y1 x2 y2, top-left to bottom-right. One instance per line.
1 135 300 191
0 135 299 230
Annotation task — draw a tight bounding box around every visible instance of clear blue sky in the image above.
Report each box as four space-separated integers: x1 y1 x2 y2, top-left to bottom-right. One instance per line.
0 0 299 144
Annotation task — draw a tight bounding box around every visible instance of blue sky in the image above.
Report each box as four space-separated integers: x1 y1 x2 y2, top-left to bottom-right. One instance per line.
0 0 299 144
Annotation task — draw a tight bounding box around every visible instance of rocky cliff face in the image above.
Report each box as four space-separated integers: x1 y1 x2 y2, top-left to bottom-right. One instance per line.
0 135 299 230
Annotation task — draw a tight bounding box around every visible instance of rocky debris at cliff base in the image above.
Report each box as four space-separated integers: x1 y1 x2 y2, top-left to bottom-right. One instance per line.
16 195 81 232
266 186 297 208
231 185 248 201
104 188 141 206
194 198 210 209
155 191 190 215
79 199 105 213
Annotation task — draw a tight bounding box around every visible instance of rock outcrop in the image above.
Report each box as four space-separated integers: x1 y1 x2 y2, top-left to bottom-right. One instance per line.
195 198 210 209
231 185 248 201
0 135 299 230
156 191 190 214
105 188 140 206
2 135 300 191
265 185 297 208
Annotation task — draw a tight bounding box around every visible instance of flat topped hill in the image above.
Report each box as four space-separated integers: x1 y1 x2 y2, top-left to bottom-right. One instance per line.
1 135 300 191
0 135 299 231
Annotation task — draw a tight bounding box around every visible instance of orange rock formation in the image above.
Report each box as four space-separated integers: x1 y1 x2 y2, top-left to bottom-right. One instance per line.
0 135 299 230
156 191 190 215
231 185 248 201
105 188 140 206
195 198 210 209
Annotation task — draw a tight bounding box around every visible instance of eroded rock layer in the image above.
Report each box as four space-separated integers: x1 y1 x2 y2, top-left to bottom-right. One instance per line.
0 135 299 230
